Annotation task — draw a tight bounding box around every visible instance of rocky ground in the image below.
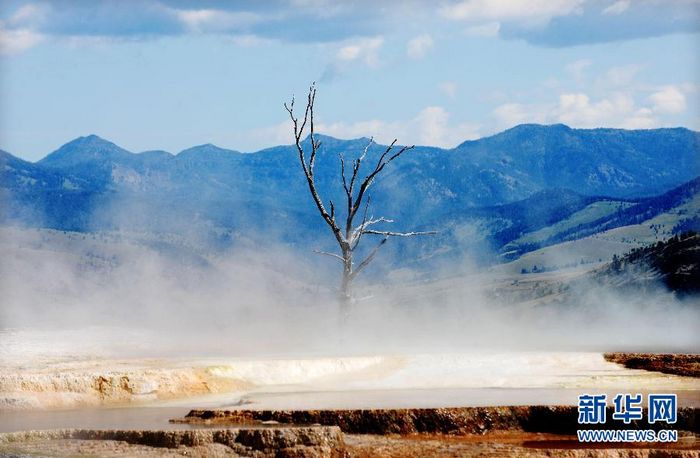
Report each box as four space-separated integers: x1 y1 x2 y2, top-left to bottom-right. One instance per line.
170 406 700 457
344 432 700 457
2 413 698 457
604 353 700 378
0 427 345 457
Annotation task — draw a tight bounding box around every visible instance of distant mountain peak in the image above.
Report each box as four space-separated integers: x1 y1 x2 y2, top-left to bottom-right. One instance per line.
39 135 132 168
300 133 389 154
491 122 572 137
67 134 115 147
515 123 570 130
177 143 240 157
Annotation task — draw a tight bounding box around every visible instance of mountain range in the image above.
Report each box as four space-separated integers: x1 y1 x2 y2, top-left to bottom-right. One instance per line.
1 124 699 269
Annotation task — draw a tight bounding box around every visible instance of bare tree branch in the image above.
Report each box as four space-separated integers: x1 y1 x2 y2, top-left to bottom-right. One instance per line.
343 138 373 238
339 154 350 197
348 137 373 196
350 216 393 248
350 236 389 280
350 196 372 249
308 88 318 174
285 82 346 248
349 141 414 224
367 217 394 226
313 250 344 262
363 230 438 237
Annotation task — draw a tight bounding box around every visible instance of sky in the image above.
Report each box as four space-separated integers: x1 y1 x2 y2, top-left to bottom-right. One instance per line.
0 0 698 161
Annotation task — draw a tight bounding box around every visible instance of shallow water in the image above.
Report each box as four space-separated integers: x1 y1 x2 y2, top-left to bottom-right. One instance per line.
166 386 700 410
0 406 192 433
2 386 699 433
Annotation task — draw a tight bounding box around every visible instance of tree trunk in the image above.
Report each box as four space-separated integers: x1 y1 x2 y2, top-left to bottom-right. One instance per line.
340 250 352 320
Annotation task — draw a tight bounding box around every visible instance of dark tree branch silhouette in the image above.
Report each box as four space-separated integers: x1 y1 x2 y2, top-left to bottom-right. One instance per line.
285 83 435 315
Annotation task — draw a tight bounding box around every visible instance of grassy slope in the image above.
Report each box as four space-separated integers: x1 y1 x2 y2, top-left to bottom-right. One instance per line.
509 200 635 246
498 192 699 276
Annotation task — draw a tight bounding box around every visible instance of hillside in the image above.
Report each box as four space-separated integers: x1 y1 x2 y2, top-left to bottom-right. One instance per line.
492 176 699 273
493 177 700 259
594 231 700 295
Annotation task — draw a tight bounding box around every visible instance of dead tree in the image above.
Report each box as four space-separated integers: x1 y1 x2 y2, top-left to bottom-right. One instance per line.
285 84 435 315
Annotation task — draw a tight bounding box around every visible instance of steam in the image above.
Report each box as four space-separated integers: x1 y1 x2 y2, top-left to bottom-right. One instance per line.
1 216 698 359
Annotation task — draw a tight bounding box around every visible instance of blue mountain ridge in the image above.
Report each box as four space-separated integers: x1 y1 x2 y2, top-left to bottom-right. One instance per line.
1 124 698 265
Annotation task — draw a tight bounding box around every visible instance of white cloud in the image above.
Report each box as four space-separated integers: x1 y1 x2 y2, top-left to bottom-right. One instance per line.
173 8 260 33
490 88 669 130
492 103 544 128
414 106 451 145
0 26 43 56
253 82 691 150
255 107 480 149
337 44 360 60
411 106 481 146
649 86 687 114
439 81 458 98
406 33 433 59
409 107 482 147
439 0 585 26
602 0 631 15
336 37 383 67
463 21 501 37
322 37 385 81
488 61 689 131
554 92 635 126
620 108 657 129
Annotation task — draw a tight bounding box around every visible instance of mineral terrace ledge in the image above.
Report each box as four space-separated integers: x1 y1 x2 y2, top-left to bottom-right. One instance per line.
604 353 700 378
0 426 346 457
175 406 700 435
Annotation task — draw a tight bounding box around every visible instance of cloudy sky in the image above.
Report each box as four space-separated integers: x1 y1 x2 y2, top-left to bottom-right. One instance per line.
1 0 698 160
